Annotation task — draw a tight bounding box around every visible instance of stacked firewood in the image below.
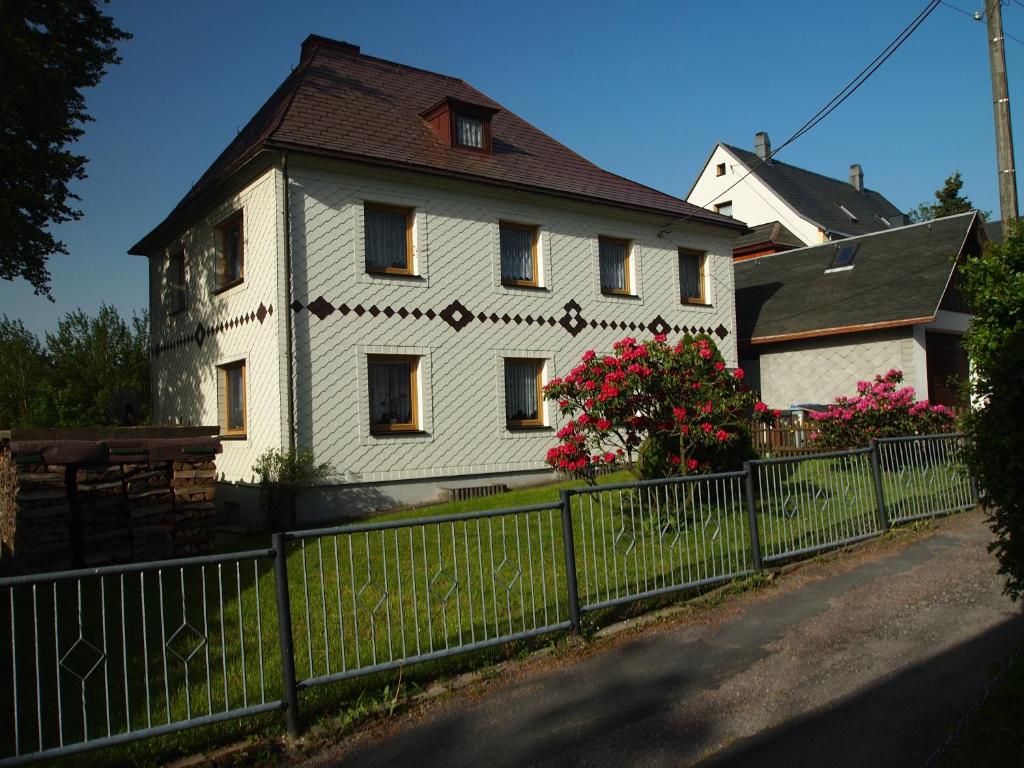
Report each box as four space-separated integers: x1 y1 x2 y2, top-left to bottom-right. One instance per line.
77 465 132 567
124 463 176 562
1 460 74 574
170 459 217 556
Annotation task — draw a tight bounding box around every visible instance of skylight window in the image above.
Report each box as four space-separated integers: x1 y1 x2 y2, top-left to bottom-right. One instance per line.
836 203 858 223
827 243 859 271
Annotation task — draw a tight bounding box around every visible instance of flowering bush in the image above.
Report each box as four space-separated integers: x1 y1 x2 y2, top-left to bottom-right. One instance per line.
807 369 956 450
543 335 774 481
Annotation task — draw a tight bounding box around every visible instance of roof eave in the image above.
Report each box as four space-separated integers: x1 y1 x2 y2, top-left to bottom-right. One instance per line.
746 316 936 346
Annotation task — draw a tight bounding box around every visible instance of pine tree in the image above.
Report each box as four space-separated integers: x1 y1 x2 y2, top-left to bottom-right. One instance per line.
909 171 981 222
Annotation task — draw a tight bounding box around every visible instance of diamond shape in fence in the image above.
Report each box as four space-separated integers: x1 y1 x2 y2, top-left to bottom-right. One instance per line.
782 494 800 520
429 568 458 604
614 524 636 558
60 636 106 682
813 485 829 515
166 622 207 664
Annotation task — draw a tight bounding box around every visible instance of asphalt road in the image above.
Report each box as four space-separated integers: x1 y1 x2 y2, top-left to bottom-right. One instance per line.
308 509 1024 768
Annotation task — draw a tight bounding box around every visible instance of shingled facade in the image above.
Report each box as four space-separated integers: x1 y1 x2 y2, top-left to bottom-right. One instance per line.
131 35 745 522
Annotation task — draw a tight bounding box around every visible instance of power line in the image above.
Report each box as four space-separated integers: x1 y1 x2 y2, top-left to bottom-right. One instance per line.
943 0 1024 45
661 0 943 236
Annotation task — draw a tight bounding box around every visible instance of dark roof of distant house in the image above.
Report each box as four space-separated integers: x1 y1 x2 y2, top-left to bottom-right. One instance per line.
735 211 981 343
733 221 803 252
720 144 905 239
983 219 1004 244
130 36 740 254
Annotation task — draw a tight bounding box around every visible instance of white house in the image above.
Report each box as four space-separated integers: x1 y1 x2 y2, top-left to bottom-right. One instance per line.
734 211 982 410
687 132 908 252
130 35 745 523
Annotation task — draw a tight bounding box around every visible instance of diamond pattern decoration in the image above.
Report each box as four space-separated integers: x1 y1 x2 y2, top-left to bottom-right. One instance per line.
648 315 671 336
256 303 268 324
166 622 207 664
715 324 729 340
307 296 335 320
193 323 206 348
614 524 636 557
60 636 106 682
429 568 458 604
439 300 474 331
782 494 800 519
559 300 587 337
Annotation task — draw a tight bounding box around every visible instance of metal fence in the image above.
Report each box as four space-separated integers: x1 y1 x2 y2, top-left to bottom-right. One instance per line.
0 433 978 765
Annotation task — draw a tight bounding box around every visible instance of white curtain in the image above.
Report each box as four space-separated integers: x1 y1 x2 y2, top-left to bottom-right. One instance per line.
226 226 242 282
599 240 626 291
680 253 702 300
505 361 539 422
365 208 408 269
456 115 484 148
227 367 244 430
369 361 412 425
500 228 533 282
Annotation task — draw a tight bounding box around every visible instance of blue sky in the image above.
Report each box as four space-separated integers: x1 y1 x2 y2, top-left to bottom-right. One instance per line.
3 0 1022 337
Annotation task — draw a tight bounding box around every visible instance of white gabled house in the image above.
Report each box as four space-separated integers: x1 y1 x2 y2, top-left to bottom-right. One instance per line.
130 35 745 523
687 132 909 253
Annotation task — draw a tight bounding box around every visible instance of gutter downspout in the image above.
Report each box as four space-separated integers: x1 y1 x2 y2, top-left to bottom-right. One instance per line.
281 151 296 454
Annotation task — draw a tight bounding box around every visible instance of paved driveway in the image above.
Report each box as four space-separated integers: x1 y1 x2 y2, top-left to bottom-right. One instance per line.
305 509 1023 768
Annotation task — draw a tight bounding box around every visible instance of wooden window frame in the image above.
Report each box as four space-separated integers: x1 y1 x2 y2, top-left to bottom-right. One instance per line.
678 248 708 305
453 113 492 152
598 236 632 296
715 162 726 177
168 249 186 315
505 358 545 430
364 203 415 276
212 211 242 292
219 361 247 438
499 221 540 287
714 201 733 218
367 355 420 434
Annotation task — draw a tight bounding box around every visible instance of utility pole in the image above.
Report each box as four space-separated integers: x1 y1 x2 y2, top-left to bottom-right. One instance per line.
986 0 1020 234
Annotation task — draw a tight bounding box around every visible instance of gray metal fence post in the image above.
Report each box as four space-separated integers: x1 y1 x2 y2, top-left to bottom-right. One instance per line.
742 463 764 571
272 533 301 737
869 439 890 532
559 489 582 633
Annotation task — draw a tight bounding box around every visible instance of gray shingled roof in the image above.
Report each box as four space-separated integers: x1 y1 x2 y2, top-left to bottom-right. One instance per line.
722 144 906 238
734 221 803 251
735 211 980 342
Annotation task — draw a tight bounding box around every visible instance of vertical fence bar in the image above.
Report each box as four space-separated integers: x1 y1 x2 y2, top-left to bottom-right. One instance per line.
742 463 763 571
869 439 890 532
559 490 581 634
272 534 301 738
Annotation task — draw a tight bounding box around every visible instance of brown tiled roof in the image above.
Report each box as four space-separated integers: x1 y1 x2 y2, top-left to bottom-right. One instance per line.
130 36 741 254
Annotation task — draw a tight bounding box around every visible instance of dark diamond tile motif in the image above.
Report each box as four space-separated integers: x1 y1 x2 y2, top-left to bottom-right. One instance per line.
307 296 335 320
649 315 671 336
354 305 365 316
439 300 473 331
513 314 522 324
369 305 380 317
384 307 395 317
501 314 511 323
291 300 304 312
194 324 206 348
256 303 268 324
559 300 587 337
490 313 499 322
412 308 422 319
715 324 729 339
477 312 487 321
426 309 436 319
589 320 598 328
638 323 646 331
339 304 350 315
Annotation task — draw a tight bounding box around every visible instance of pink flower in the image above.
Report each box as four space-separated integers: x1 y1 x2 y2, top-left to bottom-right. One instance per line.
699 348 713 360
701 422 713 433
673 406 688 421
582 350 596 362
714 361 726 372
604 452 616 463
733 368 745 380
715 429 730 442
686 457 700 471
654 333 668 343
754 402 768 413
596 418 611 430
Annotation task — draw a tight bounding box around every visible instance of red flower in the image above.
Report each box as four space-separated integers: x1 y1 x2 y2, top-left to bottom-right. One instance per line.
672 406 688 421
701 400 713 414
604 452 616 463
754 401 768 413
596 418 611 430
715 429 730 442
699 348 713 359
714 361 725 372
654 333 668 343
582 350 596 362
701 422 713 433
733 368 745 380
669 454 681 465
686 457 700 471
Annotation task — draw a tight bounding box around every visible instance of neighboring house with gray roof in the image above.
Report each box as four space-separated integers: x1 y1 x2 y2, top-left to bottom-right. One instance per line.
734 211 983 409
687 132 909 254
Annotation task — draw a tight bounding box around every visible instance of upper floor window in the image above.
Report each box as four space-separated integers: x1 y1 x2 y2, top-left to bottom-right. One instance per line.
216 213 244 290
679 248 707 305
421 97 497 153
368 355 419 433
218 360 247 438
500 222 539 286
714 201 733 218
599 236 631 295
505 359 544 429
168 249 186 314
365 203 414 275
715 163 726 177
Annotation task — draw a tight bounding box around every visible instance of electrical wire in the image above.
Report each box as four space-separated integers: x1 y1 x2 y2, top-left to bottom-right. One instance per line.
943 0 1024 44
661 0 943 236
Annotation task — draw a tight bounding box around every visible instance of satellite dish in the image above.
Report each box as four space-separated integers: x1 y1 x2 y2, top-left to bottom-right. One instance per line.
110 388 142 425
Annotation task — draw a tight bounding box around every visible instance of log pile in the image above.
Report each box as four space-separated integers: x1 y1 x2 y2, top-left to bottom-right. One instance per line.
0 442 220 573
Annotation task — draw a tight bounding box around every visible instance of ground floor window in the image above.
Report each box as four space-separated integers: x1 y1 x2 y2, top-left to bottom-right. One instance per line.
368 355 419 432
505 358 544 428
218 361 246 437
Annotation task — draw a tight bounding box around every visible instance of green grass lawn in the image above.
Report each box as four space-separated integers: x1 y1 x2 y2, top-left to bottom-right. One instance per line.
0 451 975 767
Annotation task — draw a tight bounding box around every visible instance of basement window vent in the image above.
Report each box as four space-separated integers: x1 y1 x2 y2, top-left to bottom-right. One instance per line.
826 243 859 272
440 484 510 503
835 203 858 223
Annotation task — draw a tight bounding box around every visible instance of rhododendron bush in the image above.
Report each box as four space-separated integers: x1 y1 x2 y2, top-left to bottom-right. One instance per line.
807 369 956 450
544 335 773 481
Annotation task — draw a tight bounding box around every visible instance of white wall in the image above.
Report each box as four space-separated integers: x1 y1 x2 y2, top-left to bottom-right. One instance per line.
754 329 918 408
288 158 741 489
687 145 823 246
148 168 285 483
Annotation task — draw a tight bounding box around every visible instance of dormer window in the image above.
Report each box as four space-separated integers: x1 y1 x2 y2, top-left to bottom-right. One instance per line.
826 243 859 272
835 203 858 223
455 114 485 149
421 97 498 153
